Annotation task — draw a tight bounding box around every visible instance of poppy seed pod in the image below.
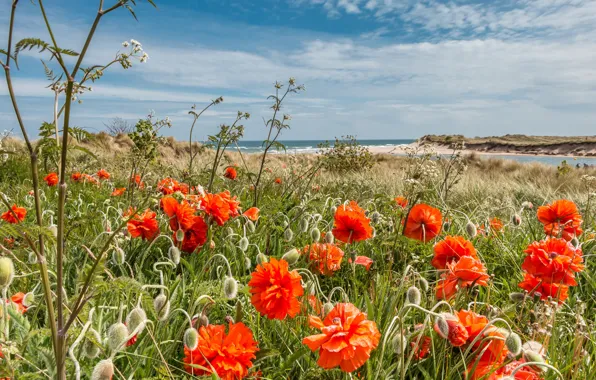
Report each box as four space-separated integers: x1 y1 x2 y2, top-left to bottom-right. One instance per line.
256 253 268 265
310 227 321 242
284 228 294 242
223 276 238 299
168 246 181 265
406 286 421 305
392 333 407 355
512 213 522 226
175 228 185 242
111 247 126 266
282 248 300 265
239 237 249 252
91 359 114 380
126 307 147 335
107 322 129 351
434 315 450 339
322 302 334 316
325 231 334 244
153 294 170 321
83 329 102 358
0 257 15 289
22 292 35 308
246 220 256 233
506 332 522 356
183 327 199 350
465 220 477 238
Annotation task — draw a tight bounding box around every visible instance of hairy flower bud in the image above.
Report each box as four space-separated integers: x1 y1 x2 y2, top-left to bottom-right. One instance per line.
0 257 15 289
509 292 527 303
245 256 252 270
83 329 102 359
370 211 381 223
107 322 129 351
434 315 450 339
112 247 126 266
570 237 579 248
418 277 429 292
511 213 522 226
284 228 294 242
506 332 522 356
246 220 255 233
523 350 546 372
239 237 249 252
22 292 35 308
153 294 170 321
465 220 477 238
175 229 185 242
330 206 337 214
91 359 114 380
223 276 238 299
310 227 321 242
183 328 199 350
28 252 37 264
226 227 234 236
48 224 58 238
168 245 181 265
299 218 309 233
442 221 451 231
126 307 147 335
392 333 407 355
325 231 334 244
256 253 268 265
235 300 243 323
197 313 209 328
323 302 334 316
282 248 300 265
406 286 421 305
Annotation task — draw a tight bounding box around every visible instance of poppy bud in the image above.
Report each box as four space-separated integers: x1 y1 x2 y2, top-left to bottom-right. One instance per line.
282 248 300 265
22 292 35 308
465 220 477 238
168 246 181 265
443 221 451 231
330 206 337 214
83 329 102 358
570 237 579 248
107 322 129 351
126 307 147 335
175 229 185 242
48 224 58 238
406 286 421 305
28 252 37 264
256 253 268 265
197 313 209 327
322 302 334 316
370 211 381 223
153 294 170 321
223 276 238 299
418 277 429 292
245 256 251 269
0 257 15 289
325 231 334 244
284 228 294 242
209 240 215 249
226 227 234 236
235 300 243 323
511 213 522 226
183 327 199 350
91 359 114 380
522 350 546 372
235 218 242 228
310 227 321 242
521 201 533 209
112 247 126 266
509 292 526 303
506 332 522 356
434 315 450 339
239 237 249 252
392 333 407 355
246 220 256 233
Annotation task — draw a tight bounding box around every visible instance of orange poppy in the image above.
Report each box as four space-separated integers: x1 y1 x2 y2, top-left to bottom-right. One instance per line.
111 188 126 197
1 204 26 224
308 294 322 316
410 330 431 360
248 258 303 320
157 177 188 195
436 256 490 300
243 207 260 221
44 172 58 186
434 313 469 347
537 199 583 240
200 192 232 226
127 209 159 241
457 309 506 363
394 196 408 208
131 174 145 189
518 273 569 302
178 216 208 253
432 235 477 269
494 359 542 380
274 177 282 184
303 243 344 276
224 167 238 180
403 204 442 242
71 172 82 182
82 173 99 186
183 322 259 379
220 190 241 218
521 238 583 286
97 169 110 180
9 292 27 314
160 196 197 231
332 201 373 243
302 303 381 373
354 255 373 271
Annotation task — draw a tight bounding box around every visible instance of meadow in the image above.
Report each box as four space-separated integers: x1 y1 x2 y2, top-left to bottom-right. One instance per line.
1 1 596 379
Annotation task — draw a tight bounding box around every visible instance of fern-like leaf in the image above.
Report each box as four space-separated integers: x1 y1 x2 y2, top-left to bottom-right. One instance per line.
14 38 51 64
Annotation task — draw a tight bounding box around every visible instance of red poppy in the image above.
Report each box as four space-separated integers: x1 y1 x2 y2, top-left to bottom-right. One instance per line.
248 258 303 320
183 322 259 379
332 201 373 243
436 256 490 300
224 167 238 180
303 243 344 276
354 255 373 271
537 199 583 240
44 172 58 186
434 313 469 347
395 196 408 208
495 359 543 380
82 174 99 186
274 177 282 184
9 292 27 314
220 191 240 218
521 238 583 286
71 172 82 182
302 303 381 373
243 207 260 221
458 309 506 363
131 174 145 189
518 273 569 302
404 204 442 242
432 235 477 269
157 177 188 195
160 196 197 231
127 209 159 241
178 216 208 253
308 294 322 315
1 204 26 224
111 188 126 197
410 328 431 360
97 169 110 180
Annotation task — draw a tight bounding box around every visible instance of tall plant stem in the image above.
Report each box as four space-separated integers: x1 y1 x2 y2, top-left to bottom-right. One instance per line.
188 100 217 175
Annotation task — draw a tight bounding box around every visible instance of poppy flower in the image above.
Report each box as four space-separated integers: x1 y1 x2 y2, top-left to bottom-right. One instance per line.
303 243 344 276
274 177 282 184
403 204 442 243
82 174 99 186
224 167 238 180
302 303 381 373
220 191 241 218
97 169 110 180
521 238 583 286
495 359 543 380
457 309 506 364
354 255 373 271
518 273 569 302
71 172 82 182
434 313 469 347
131 174 145 189
332 201 373 243
308 294 322 315
436 256 490 300
1 204 26 224
157 177 188 195
44 172 58 186
111 188 126 197
248 258 303 320
243 207 260 221
432 235 477 269
127 209 159 241
537 199 583 240
9 292 27 314
178 216 208 253
160 196 197 231
395 196 408 208
183 322 259 379
200 192 232 226
410 333 431 360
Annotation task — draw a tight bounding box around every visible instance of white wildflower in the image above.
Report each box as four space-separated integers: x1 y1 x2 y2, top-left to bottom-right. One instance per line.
122 41 130 48
130 39 141 47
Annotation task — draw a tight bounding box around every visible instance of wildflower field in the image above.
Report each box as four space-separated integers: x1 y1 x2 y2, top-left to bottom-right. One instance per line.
1 1 596 379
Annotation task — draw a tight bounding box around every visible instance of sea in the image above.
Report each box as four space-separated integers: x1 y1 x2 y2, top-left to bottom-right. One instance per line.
226 139 596 167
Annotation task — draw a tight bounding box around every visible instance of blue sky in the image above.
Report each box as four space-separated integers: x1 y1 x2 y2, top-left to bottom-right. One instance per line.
1 0 596 140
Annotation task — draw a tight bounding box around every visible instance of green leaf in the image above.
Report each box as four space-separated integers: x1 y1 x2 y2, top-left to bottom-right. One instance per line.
14 38 51 64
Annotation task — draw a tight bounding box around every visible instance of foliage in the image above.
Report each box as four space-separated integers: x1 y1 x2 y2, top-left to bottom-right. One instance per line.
318 135 375 173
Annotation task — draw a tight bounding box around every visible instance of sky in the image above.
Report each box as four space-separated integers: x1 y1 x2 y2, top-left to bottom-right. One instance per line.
1 0 595 140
